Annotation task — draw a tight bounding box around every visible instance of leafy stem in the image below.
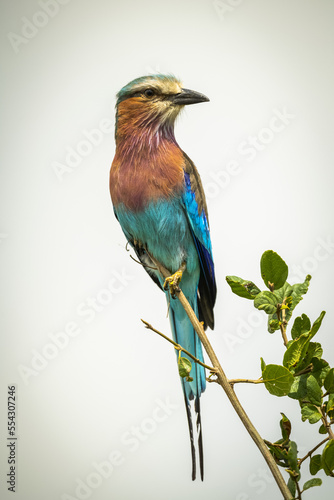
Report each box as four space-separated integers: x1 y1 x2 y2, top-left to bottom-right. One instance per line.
141 319 217 374
319 406 334 440
278 300 288 347
138 249 332 498
229 378 264 387
225 250 332 497
294 477 302 500
293 364 313 377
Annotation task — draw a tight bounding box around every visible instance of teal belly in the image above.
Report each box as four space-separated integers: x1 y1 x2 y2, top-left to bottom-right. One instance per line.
116 198 199 284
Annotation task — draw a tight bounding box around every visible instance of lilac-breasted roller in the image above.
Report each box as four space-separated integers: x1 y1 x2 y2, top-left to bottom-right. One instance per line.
109 75 216 480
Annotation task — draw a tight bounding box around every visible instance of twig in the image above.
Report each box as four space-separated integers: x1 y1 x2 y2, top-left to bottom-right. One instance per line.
320 407 334 440
298 437 329 466
141 319 217 373
269 283 288 347
148 254 293 500
229 378 264 386
294 365 313 377
278 302 288 347
264 439 285 449
294 477 302 500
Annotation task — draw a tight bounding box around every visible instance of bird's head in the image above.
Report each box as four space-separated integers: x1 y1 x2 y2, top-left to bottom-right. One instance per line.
115 74 209 141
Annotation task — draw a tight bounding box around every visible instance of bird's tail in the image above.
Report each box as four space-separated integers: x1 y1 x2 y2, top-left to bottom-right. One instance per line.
168 296 206 480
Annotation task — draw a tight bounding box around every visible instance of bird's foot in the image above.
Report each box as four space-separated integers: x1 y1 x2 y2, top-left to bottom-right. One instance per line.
163 263 186 299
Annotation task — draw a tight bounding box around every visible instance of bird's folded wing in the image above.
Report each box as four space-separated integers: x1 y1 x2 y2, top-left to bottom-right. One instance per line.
182 153 216 329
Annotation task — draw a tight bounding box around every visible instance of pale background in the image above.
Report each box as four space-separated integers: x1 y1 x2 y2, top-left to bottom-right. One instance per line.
1 1 334 499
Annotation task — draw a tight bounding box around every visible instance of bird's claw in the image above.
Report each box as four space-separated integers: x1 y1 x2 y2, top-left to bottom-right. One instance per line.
163 270 183 298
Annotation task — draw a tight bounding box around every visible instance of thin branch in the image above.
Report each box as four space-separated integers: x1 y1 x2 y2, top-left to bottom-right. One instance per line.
142 321 263 386
295 477 302 500
320 407 334 440
207 377 220 384
264 439 285 449
298 437 329 466
141 319 217 373
294 364 313 377
148 254 293 500
229 378 264 386
278 302 288 347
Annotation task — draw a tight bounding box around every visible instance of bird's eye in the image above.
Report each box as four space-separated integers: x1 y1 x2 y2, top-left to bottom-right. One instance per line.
144 89 155 98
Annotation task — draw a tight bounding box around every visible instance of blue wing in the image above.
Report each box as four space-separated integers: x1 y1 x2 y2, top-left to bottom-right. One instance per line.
182 153 216 329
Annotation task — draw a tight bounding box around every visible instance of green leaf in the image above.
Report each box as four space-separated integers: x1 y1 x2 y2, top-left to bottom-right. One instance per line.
288 440 298 470
289 361 328 401
326 393 334 412
287 441 300 479
268 318 281 333
266 282 293 333
322 439 334 476
308 343 323 361
265 277 310 331
274 276 311 326
178 357 192 379
324 368 334 393
306 375 323 406
301 404 322 424
283 312 326 372
309 454 322 475
309 310 326 338
283 333 310 371
280 413 291 441
266 442 288 463
291 314 311 340
319 424 327 434
260 250 288 291
273 281 292 302
289 276 311 315
294 343 322 375
312 358 330 386
254 291 279 315
225 276 261 300
288 374 308 400
303 478 322 490
284 296 293 309
260 357 266 371
287 476 296 496
262 364 294 397
327 404 334 418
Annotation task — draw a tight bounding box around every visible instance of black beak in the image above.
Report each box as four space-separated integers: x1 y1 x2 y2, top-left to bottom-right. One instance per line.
171 88 210 106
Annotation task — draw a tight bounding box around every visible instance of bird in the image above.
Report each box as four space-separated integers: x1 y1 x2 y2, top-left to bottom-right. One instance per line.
109 74 216 480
